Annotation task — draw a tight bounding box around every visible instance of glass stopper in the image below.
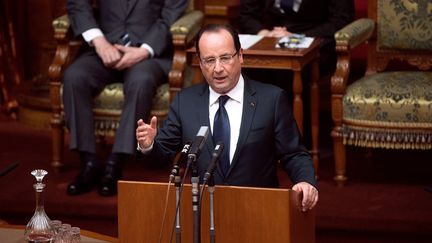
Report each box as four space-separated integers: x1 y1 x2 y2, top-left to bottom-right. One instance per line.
31 169 48 183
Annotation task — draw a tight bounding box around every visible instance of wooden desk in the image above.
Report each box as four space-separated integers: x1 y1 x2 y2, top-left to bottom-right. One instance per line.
186 37 321 174
0 224 118 243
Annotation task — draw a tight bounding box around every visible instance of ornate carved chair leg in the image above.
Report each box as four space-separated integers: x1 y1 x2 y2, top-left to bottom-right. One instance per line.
51 122 64 172
332 128 347 186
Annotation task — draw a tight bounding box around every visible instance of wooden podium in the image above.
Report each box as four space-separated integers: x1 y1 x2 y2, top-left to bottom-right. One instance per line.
118 181 315 243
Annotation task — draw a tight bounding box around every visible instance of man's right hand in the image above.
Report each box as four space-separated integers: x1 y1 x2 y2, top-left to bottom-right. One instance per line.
136 116 158 150
268 27 293 38
92 36 122 67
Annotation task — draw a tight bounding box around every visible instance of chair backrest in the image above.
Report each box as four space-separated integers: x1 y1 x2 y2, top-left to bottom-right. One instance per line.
367 0 432 73
189 0 204 13
187 0 195 12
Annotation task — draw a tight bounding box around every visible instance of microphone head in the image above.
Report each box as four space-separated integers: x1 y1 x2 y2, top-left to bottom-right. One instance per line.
203 142 225 182
181 141 192 154
169 141 193 182
188 126 210 157
213 142 224 156
197 126 209 138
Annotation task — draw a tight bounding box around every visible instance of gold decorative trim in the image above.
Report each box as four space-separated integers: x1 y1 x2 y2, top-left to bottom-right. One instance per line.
343 118 432 130
342 124 432 149
94 120 118 137
407 57 432 70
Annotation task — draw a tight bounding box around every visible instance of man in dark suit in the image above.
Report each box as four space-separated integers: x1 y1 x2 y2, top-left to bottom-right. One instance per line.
136 24 318 211
63 0 188 196
239 0 355 75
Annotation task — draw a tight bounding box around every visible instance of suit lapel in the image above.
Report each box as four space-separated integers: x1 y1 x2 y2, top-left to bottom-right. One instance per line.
126 0 138 16
117 0 128 16
223 77 258 177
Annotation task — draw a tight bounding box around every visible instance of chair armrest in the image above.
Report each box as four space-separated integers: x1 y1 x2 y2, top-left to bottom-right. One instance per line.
49 15 71 81
52 14 70 40
168 10 204 102
170 10 204 46
331 18 375 92
49 15 82 83
330 18 375 132
48 14 82 126
334 18 375 51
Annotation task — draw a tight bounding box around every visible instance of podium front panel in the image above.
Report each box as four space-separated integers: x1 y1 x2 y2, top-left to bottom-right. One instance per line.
118 181 314 243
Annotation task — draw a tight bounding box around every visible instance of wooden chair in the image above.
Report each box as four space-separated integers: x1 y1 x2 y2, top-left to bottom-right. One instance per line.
0 0 21 118
331 0 432 186
48 0 204 170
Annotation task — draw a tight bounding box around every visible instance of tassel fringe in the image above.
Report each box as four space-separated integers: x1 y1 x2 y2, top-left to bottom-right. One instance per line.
342 125 432 150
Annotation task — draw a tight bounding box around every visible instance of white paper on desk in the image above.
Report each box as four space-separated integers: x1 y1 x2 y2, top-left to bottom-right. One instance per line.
276 36 314 49
239 34 264 49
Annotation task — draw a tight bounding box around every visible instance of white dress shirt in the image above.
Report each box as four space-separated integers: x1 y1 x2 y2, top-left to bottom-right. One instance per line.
208 75 244 164
82 28 155 57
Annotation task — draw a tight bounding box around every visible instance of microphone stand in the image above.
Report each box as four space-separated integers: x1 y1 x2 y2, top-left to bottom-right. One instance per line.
189 155 201 243
208 175 216 243
174 169 182 243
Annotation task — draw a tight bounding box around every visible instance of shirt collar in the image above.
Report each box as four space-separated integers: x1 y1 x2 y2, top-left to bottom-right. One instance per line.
209 75 244 106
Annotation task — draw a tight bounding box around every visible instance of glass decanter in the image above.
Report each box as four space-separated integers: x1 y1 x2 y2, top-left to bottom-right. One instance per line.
24 169 55 243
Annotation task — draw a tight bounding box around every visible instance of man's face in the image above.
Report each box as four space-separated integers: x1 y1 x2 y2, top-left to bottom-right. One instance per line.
198 29 243 94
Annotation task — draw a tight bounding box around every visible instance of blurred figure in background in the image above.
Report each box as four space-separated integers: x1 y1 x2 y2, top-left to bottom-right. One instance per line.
63 0 188 196
239 0 355 76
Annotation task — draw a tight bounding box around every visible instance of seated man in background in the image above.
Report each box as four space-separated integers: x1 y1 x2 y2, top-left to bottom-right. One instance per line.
239 0 355 76
136 24 318 212
63 0 188 196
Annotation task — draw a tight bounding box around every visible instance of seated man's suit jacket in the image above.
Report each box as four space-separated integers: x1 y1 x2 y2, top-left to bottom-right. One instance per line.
67 0 187 61
239 0 355 75
239 0 355 39
147 76 316 188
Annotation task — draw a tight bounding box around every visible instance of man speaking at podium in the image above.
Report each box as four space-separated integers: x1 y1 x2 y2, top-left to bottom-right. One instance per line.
136 24 318 211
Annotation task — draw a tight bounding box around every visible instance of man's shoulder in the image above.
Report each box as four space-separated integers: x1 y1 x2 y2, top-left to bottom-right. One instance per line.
244 76 285 94
181 82 207 93
175 83 208 99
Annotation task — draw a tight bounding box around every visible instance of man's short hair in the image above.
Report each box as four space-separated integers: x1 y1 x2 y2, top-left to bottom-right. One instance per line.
195 24 241 57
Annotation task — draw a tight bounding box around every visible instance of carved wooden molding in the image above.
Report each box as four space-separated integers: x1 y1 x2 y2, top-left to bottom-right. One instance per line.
406 57 432 70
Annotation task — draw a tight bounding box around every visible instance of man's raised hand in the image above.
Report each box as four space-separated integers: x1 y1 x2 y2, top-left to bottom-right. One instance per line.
136 116 158 150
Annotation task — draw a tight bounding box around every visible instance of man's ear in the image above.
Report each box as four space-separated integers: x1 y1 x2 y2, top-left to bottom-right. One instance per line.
238 48 244 63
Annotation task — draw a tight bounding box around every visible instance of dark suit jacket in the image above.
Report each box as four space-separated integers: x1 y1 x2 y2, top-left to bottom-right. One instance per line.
239 0 355 38
148 76 316 188
63 0 188 155
239 0 355 75
67 0 187 58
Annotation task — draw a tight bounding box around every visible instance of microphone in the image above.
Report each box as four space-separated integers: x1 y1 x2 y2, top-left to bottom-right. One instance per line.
0 161 19 178
203 142 224 183
189 126 209 243
187 126 210 160
169 141 192 182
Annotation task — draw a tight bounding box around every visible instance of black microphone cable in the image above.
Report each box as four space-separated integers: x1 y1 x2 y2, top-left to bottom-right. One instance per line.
0 161 19 178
